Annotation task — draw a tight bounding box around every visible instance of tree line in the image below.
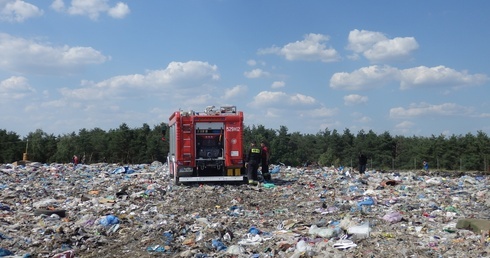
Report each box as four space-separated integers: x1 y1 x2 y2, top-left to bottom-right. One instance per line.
0 123 168 165
1 124 489 171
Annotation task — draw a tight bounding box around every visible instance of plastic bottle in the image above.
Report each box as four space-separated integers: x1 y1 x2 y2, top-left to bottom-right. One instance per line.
226 245 244 255
296 240 310 252
347 222 371 239
309 225 335 238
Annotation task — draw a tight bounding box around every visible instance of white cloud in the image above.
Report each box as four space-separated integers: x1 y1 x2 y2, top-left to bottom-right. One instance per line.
330 65 399 90
393 120 415 135
250 91 317 108
365 37 418 62
351 112 371 123
108 2 129 19
400 65 488 90
359 116 371 123
0 76 35 100
247 59 265 67
0 33 110 74
53 0 130 20
67 0 108 20
222 84 247 99
271 81 285 89
258 33 340 63
347 30 386 53
390 102 473 118
344 94 368 106
61 61 220 100
395 121 414 129
40 98 72 109
247 94 336 134
62 46 109 64
264 108 281 118
182 94 213 107
250 91 287 106
330 64 487 91
244 68 269 79
347 29 419 62
320 121 342 130
50 0 64 12
291 93 317 104
0 0 43 22
247 59 257 66
306 106 338 118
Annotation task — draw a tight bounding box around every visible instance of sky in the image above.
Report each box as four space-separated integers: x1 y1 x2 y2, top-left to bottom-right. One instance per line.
0 0 489 138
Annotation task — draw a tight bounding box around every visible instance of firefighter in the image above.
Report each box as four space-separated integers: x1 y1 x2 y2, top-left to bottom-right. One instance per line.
245 141 262 185
358 152 367 174
260 141 271 181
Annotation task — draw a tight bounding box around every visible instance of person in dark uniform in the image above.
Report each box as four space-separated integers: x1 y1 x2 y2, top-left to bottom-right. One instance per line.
260 141 271 181
245 141 262 185
358 153 368 174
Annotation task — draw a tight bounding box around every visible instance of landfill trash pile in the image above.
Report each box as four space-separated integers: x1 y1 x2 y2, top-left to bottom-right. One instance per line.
1 162 489 257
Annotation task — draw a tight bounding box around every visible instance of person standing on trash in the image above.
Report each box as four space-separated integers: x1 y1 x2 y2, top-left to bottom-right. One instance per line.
245 141 262 185
73 155 79 166
423 160 429 172
260 141 271 181
358 153 367 174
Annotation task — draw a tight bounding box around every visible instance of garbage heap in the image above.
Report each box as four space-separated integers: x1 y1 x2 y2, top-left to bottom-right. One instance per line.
0 162 489 258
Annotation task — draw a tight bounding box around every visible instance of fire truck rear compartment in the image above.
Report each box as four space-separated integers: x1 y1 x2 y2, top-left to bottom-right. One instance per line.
168 106 245 183
194 123 225 176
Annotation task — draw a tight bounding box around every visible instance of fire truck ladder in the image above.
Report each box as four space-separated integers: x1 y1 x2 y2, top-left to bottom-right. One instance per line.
181 123 192 166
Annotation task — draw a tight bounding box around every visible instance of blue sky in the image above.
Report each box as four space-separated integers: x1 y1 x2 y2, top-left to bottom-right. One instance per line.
0 0 489 138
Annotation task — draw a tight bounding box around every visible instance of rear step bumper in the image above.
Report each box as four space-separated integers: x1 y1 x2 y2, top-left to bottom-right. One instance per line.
179 176 244 182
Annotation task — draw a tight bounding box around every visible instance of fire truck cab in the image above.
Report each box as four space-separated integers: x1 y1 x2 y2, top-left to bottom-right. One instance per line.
167 106 245 183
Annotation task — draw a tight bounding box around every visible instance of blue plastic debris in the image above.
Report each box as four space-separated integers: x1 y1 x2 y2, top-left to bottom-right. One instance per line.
0 203 10 211
248 226 261 235
0 233 12 240
357 196 375 211
270 165 280 174
212 239 227 251
99 215 119 226
146 245 166 253
0 248 14 257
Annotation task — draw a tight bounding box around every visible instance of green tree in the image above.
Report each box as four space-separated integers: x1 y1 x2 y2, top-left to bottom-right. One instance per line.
270 126 291 165
108 123 133 164
147 123 168 162
475 131 490 171
2 122 489 171
377 131 394 170
0 129 23 163
52 132 77 163
461 133 480 170
25 129 57 163
88 128 110 163
341 128 355 166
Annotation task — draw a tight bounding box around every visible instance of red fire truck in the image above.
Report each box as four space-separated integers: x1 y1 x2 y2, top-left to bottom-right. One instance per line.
167 106 245 183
